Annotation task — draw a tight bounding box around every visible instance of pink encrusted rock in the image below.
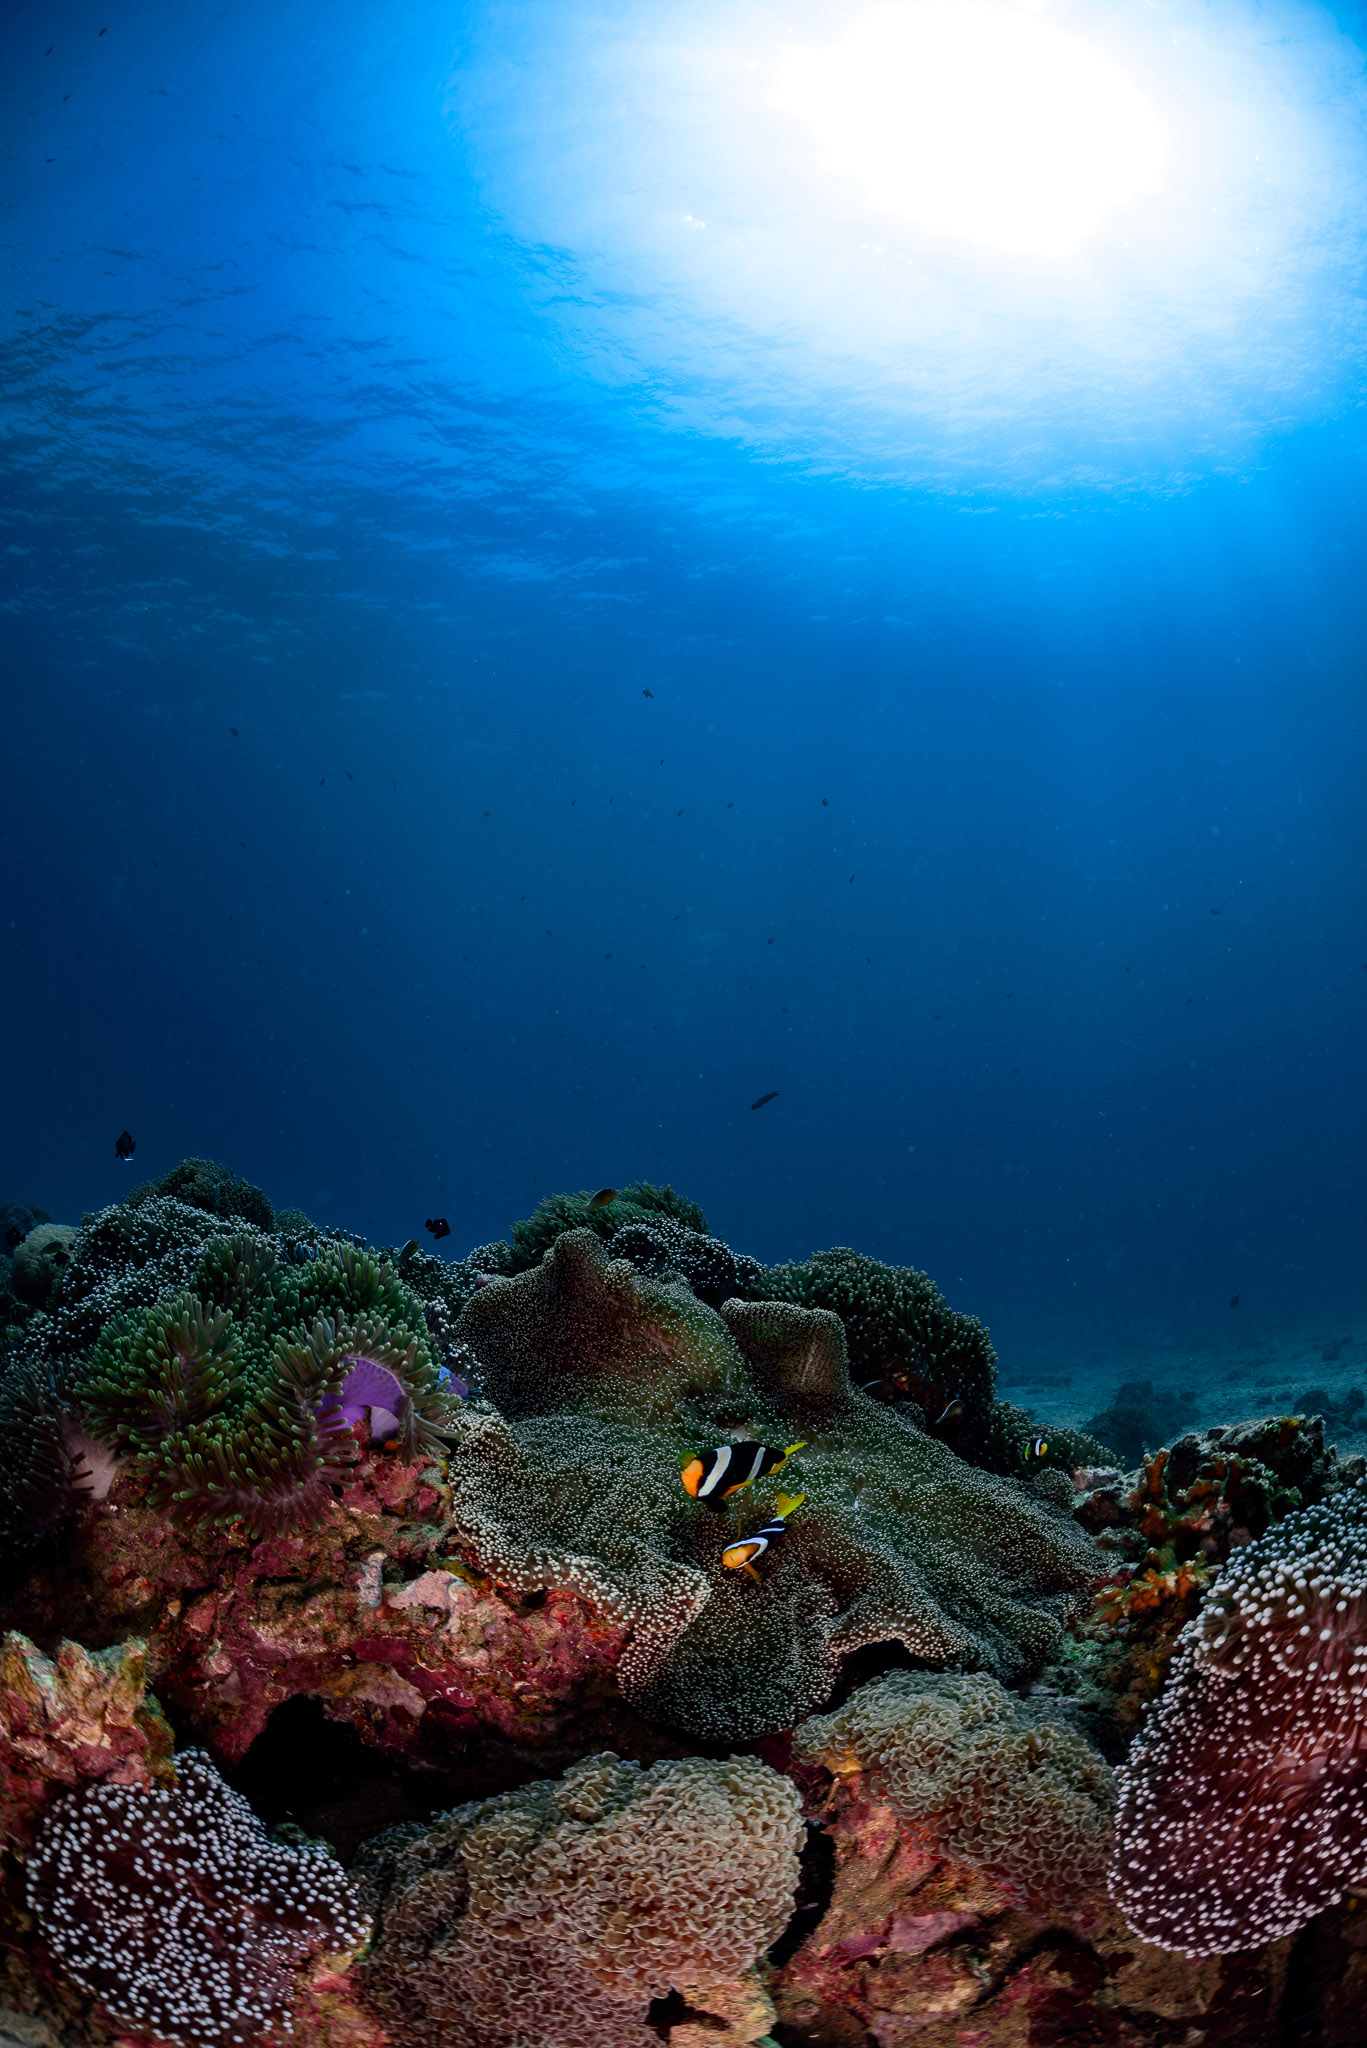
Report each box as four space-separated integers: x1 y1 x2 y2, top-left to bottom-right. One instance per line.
0 1632 173 1850
770 1764 1294 2047
0 1442 630 1770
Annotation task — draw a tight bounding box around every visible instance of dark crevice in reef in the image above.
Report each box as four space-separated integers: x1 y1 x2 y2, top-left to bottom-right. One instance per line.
819 1636 936 1714
221 1697 475 1861
769 1820 838 1968
218 1692 717 1863
1278 1895 1367 2048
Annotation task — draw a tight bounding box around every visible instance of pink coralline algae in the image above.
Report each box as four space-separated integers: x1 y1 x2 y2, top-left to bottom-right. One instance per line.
27 1749 369 2048
0 1631 173 1850
1110 1479 1367 1956
3 1438 630 1769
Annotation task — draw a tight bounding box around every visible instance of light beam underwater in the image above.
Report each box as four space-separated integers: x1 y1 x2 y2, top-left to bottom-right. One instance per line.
451 0 1367 492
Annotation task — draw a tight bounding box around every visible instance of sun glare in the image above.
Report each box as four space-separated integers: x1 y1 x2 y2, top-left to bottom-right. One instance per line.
772 2 1167 257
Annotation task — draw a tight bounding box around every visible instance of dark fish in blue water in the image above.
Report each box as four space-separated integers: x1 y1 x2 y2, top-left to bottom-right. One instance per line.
1229 1294 1240 1308
425 1216 451 1240
751 1091 780 1111
115 1130 136 1162
588 1187 618 1210
399 1239 421 1259
642 688 654 697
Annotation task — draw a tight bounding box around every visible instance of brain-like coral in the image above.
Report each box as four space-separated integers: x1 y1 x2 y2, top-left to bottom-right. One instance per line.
1110 1479 1367 1956
77 1230 458 1539
795 1670 1116 1911
450 1230 1102 1741
28 1748 369 2048
356 1748 803 2048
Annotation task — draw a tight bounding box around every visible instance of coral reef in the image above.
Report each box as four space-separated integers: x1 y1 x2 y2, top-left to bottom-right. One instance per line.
126 1156 276 1230
1062 1414 1367 1743
355 1748 802 2048
1110 1478 1367 1956
77 1232 458 1539
451 1229 1103 1740
794 1670 1116 1912
27 1749 368 2048
770 1748 1296 2048
0 1634 172 1851
1083 1376 1202 1467
0 1428 632 1771
507 1181 710 1274
760 1244 998 1451
8 1232 77 1313
7 1162 1363 2046
0 1361 95 1572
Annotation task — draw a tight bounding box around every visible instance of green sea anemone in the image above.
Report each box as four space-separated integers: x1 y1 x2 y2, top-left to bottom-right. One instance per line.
80 1235 459 1541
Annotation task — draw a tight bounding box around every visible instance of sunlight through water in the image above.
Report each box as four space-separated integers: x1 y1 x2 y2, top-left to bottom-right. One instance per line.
772 3 1166 258
454 0 1367 492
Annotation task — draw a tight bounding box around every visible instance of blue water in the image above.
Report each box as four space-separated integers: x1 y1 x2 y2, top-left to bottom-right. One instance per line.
4 0 1367 1416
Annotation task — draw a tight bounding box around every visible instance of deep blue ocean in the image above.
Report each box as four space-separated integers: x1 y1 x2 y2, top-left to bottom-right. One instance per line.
5 0 1367 1431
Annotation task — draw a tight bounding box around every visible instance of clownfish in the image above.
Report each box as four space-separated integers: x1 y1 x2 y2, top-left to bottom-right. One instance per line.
681 1440 806 1506
1022 1436 1049 1462
722 1492 805 1583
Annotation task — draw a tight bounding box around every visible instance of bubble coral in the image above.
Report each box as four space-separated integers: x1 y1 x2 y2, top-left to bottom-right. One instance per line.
451 1230 1101 1741
1110 1480 1367 1956
356 1748 803 2048
795 1670 1116 1911
28 1749 369 2048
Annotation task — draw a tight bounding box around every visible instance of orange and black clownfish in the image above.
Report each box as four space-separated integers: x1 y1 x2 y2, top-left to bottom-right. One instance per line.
722 1492 805 1583
681 1440 806 1507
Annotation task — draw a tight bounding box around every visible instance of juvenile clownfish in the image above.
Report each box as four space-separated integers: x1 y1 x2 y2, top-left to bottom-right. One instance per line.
681 1441 806 1506
1023 1436 1049 1461
722 1492 805 1583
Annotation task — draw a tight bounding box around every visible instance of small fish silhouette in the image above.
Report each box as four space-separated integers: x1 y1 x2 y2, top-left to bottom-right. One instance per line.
3 1227 21 1252
399 1239 421 1259
642 688 654 697
1229 1294 1240 1309
750 1091 780 1111
588 1188 618 1210
425 1217 451 1240
115 1130 136 1162
229 727 238 736
822 797 829 806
